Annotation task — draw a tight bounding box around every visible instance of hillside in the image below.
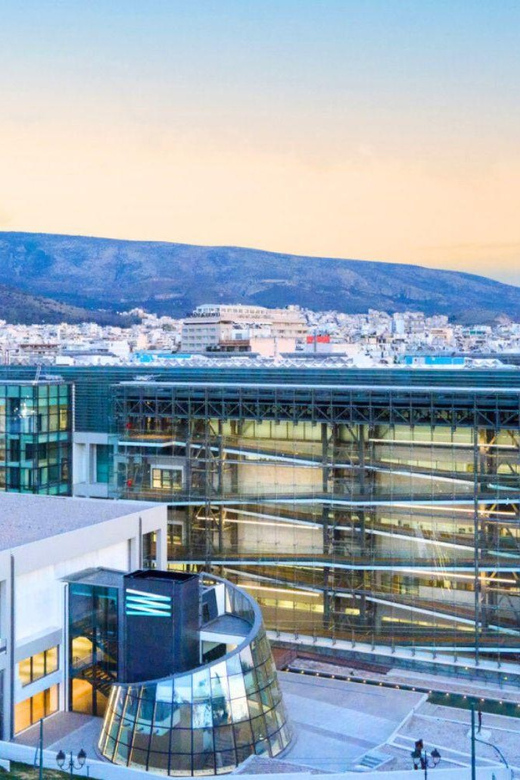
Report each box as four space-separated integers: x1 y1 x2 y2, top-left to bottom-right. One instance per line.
0 283 134 326
0 232 519 323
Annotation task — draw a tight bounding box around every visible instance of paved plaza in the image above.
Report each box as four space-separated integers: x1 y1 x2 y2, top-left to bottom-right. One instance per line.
278 672 520 774
279 673 423 772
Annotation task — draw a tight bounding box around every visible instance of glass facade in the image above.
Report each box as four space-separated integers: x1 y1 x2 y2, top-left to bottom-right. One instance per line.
0 365 518 671
0 381 72 495
69 582 119 716
99 579 292 775
112 379 520 666
96 444 113 483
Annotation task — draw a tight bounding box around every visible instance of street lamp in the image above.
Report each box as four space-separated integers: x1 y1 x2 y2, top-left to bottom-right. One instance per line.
56 749 87 777
411 739 441 778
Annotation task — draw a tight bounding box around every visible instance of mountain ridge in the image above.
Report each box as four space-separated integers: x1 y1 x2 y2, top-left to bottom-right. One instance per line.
0 231 518 324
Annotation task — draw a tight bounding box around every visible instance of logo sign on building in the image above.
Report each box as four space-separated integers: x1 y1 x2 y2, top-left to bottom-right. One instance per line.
125 588 172 617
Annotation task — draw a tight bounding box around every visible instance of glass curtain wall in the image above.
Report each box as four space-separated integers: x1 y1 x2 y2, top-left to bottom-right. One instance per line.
69 582 119 716
0 382 72 495
99 580 291 776
112 383 520 664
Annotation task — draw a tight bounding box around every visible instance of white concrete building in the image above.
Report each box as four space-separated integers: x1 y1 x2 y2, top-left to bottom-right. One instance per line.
181 305 307 353
0 493 166 739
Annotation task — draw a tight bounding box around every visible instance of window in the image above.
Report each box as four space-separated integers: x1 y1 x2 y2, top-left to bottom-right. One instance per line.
18 646 59 687
8 439 20 462
69 583 118 717
8 467 20 490
168 523 183 548
59 408 69 430
14 685 58 734
96 445 113 484
151 468 182 491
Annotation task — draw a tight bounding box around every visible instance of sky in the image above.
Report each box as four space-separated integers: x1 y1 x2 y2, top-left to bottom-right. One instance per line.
0 0 519 284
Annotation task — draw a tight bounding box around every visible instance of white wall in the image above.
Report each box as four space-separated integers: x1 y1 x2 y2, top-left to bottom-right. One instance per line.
73 432 111 498
16 540 128 643
0 500 167 739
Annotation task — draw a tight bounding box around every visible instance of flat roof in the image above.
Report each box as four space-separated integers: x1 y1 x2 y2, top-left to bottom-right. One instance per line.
0 379 66 386
63 567 126 588
202 614 250 637
117 380 520 395
125 570 196 582
1 366 519 435
0 493 157 552
4 365 520 392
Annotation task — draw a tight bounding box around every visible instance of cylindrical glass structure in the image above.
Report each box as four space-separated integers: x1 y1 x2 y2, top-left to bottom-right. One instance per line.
98 576 292 775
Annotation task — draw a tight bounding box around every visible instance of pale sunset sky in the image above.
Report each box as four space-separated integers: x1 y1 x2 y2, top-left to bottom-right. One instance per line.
0 1 519 283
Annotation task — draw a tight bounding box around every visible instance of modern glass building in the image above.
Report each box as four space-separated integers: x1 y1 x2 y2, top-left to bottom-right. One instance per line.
94 571 292 775
110 372 520 667
0 379 72 495
0 365 518 671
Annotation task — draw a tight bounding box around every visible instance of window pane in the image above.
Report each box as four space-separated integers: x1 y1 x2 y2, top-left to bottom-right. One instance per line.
230 697 249 723
215 750 236 774
47 685 59 715
18 658 32 687
14 698 32 734
32 691 45 722
45 646 58 675
228 675 246 701
233 720 253 747
31 652 46 683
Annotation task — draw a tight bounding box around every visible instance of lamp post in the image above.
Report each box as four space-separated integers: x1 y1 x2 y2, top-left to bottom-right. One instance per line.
56 749 87 777
411 739 441 778
470 704 511 778
36 719 44 780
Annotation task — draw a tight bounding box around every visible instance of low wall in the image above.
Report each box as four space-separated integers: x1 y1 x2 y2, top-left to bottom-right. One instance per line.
0 740 511 780
0 740 152 780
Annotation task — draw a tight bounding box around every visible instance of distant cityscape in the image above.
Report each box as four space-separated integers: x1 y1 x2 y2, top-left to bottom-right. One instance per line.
2 302 520 368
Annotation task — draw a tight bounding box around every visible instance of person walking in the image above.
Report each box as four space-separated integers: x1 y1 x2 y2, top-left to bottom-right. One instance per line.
477 708 482 734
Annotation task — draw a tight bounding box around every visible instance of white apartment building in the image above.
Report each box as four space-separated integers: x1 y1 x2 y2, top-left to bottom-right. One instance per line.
181 304 307 353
